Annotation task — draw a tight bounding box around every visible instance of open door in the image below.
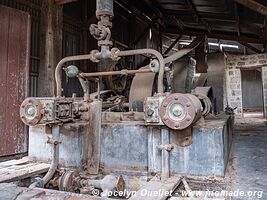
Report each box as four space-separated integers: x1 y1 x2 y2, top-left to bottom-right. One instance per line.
0 5 30 156
241 69 264 118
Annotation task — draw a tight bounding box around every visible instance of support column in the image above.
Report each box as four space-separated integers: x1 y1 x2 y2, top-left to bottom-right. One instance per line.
262 67 267 118
38 0 63 97
225 55 243 117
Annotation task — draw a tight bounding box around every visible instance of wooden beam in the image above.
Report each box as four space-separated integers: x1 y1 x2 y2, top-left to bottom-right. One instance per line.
15 0 41 10
132 18 157 45
238 41 262 53
262 17 267 31
142 0 164 19
234 0 267 17
242 22 264 38
165 27 267 44
185 0 212 33
171 16 185 31
163 35 182 55
55 0 78 5
234 3 241 36
38 0 63 96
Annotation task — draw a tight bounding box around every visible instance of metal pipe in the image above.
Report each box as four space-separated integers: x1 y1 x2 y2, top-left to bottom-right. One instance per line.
29 126 60 188
116 49 165 94
55 54 93 97
161 128 170 180
80 68 152 78
78 76 90 101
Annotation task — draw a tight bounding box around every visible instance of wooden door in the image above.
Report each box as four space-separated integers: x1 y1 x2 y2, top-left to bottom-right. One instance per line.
0 5 30 156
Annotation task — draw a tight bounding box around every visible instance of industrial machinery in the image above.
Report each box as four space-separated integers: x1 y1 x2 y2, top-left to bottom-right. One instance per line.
19 0 233 198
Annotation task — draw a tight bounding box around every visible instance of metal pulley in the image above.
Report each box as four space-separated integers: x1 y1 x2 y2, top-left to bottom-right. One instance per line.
20 98 44 126
159 93 202 130
20 97 77 126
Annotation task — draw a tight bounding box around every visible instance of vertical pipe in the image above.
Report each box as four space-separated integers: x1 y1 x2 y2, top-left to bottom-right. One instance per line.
29 125 60 188
96 0 114 17
97 78 101 101
161 128 170 180
42 125 60 185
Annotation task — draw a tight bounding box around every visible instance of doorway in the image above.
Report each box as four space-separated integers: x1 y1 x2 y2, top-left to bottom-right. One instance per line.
241 69 264 118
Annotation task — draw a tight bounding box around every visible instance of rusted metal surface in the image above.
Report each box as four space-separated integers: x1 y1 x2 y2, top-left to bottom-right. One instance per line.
159 94 202 130
116 49 165 94
193 87 213 116
86 101 102 174
171 127 193 147
195 39 208 73
129 67 156 111
0 5 30 156
80 68 152 78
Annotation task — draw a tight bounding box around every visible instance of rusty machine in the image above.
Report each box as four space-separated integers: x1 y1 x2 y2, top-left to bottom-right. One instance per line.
19 0 233 197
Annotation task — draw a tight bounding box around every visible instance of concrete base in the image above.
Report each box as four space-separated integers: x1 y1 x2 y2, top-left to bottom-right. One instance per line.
28 116 233 177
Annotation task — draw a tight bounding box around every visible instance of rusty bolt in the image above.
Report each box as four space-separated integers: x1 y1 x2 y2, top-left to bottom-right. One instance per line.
186 103 191 107
163 103 168 107
174 96 179 100
163 116 168 121
186 116 191 121
175 123 180 128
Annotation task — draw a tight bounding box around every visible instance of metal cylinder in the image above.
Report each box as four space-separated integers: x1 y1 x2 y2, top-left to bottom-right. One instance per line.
197 94 212 116
159 93 202 130
96 0 114 18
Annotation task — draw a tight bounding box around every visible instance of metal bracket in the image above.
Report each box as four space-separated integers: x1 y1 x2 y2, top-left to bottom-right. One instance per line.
157 144 174 152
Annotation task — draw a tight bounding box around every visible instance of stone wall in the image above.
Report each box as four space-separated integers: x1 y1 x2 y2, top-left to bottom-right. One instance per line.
225 53 267 118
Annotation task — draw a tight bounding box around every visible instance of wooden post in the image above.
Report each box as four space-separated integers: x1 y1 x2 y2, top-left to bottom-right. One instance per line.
38 0 63 97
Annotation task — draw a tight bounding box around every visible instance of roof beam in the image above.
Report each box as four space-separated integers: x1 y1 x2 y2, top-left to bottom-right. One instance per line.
234 0 267 17
132 18 158 45
142 0 164 19
185 0 212 33
165 27 267 44
242 22 264 38
234 3 241 36
171 16 185 31
238 41 262 53
55 0 78 5
163 35 182 55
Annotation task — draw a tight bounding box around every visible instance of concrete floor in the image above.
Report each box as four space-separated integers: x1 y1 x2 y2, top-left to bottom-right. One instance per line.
227 117 267 200
243 111 264 118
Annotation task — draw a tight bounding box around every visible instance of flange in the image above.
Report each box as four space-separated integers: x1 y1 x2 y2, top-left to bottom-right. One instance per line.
159 93 202 130
20 98 43 126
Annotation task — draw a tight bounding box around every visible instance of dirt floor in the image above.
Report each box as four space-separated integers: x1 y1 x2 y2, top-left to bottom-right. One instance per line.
226 117 267 200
